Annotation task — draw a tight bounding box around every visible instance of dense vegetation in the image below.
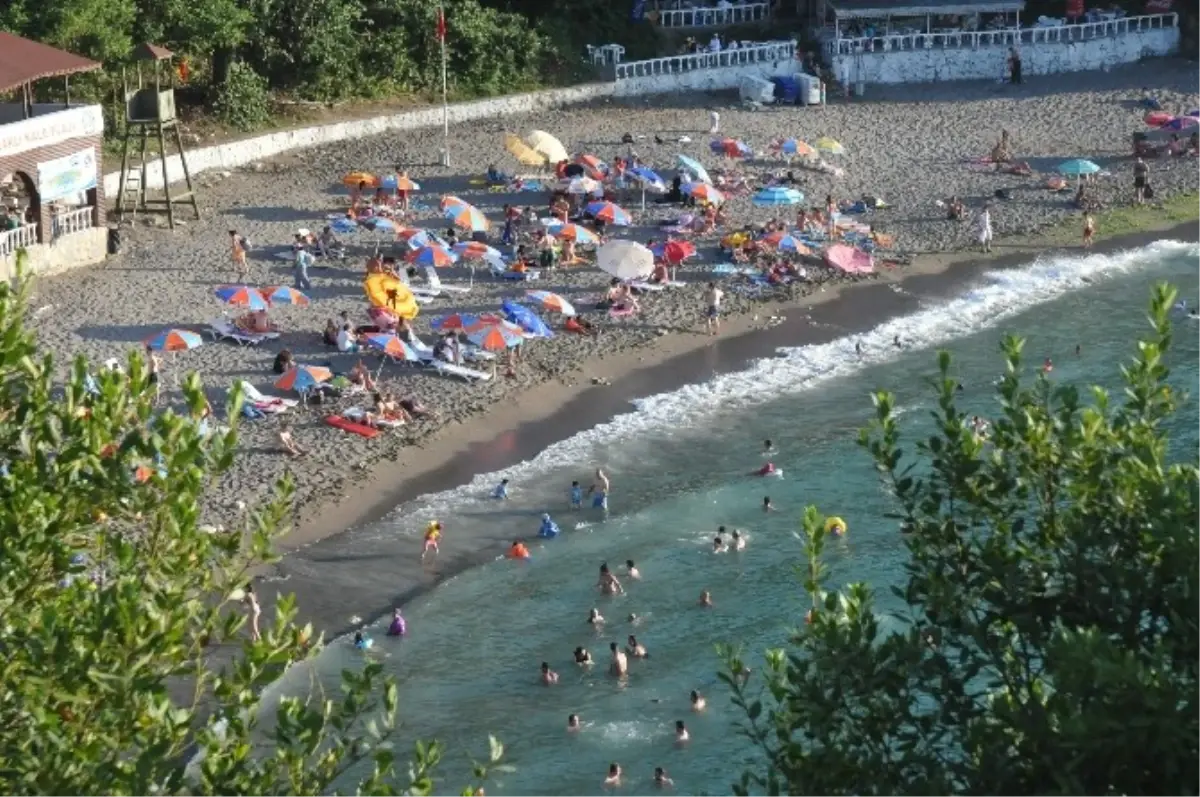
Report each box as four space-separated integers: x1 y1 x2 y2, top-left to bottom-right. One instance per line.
0 0 658 129
724 283 1199 795
0 255 509 793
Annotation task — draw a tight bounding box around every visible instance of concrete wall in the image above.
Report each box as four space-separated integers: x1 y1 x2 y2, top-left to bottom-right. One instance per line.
101 83 615 195
833 26 1179 85
613 59 796 96
0 227 107 283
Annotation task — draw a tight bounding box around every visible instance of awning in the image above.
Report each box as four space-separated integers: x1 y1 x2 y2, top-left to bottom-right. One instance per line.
829 0 1025 18
0 33 102 94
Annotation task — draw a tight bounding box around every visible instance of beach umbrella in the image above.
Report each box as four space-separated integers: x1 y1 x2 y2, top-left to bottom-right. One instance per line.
526 130 569 165
465 319 529 351
775 138 816 158
814 137 845 155
440 195 469 212
393 175 420 192
501 299 554 338
753 187 804 207
825 244 874 274
761 231 813 255
1144 110 1172 127
402 229 450 250
504 133 546 167
597 240 654 281
364 216 396 233
575 154 609 180
275 365 332 393
262 285 311 307
406 245 457 268
363 333 420 362
214 285 269 311
562 176 602 196
453 241 502 260
676 154 712 185
432 312 501 332
342 171 378 189
1058 159 1101 176
585 201 632 226
525 289 577 317
548 223 600 245
444 203 491 232
685 182 725 205
651 239 697 265
145 328 203 352
1160 115 1198 131
330 216 358 234
626 165 666 192
710 138 752 158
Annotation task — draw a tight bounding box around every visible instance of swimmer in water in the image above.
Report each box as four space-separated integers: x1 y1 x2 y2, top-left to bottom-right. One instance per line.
568 713 582 731
763 496 776 512
699 589 713 607
625 559 641 580
756 461 778 477
762 438 774 455
492 478 509 499
893 334 903 349
628 612 640 625
690 690 707 711
589 468 610 510
732 530 746 551
353 632 365 647
540 661 559 685
604 763 622 788
575 646 594 665
674 720 690 744
588 608 605 625
626 634 648 658
713 535 727 553
1075 344 1082 356
855 340 863 357
654 767 673 788
610 641 629 676
1042 357 1053 374
421 522 442 561
569 480 583 509
597 563 625 595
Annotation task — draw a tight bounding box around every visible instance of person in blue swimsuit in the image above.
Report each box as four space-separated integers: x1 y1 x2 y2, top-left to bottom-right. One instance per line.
588 468 610 510
492 478 510 499
569 480 583 509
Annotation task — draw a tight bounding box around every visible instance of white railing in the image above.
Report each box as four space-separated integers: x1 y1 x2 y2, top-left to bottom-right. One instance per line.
51 207 94 240
616 41 796 81
0 223 39 258
827 13 1177 56
659 3 770 28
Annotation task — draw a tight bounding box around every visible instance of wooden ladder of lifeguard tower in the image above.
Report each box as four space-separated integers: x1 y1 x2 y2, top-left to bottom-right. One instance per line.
115 43 200 229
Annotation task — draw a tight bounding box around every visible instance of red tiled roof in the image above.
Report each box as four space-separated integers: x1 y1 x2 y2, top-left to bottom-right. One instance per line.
0 33 102 94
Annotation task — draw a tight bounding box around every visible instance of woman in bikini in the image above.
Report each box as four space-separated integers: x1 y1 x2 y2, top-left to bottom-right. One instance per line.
229 230 248 281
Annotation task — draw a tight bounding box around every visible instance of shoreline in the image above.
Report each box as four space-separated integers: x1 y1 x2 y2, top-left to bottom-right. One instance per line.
260 218 1199 639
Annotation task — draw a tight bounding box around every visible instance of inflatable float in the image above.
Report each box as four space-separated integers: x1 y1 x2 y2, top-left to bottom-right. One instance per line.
825 516 847 537
363 273 420 320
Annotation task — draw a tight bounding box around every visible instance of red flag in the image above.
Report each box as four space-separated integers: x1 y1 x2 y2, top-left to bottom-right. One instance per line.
436 7 446 41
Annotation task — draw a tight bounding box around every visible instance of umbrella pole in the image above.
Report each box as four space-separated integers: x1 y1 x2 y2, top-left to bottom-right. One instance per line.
641 189 646 212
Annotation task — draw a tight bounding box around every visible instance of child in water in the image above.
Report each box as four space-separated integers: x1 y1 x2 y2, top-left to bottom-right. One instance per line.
492 478 510 499
569 480 583 509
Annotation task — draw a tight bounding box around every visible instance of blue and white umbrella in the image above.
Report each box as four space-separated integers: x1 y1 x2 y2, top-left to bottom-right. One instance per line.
1058 159 1101 176
676 153 712 185
626 165 666 192
501 299 554 338
405 229 449 250
330 217 358 234
752 186 804 207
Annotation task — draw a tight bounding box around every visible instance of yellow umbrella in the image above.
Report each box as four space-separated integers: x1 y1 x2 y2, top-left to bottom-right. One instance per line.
505 133 546 167
814 137 845 155
342 170 379 188
526 130 569 164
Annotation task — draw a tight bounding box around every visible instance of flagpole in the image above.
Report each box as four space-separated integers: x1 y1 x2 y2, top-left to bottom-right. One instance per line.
439 5 450 167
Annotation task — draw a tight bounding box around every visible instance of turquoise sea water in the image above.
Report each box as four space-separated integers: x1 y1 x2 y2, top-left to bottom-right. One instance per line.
263 240 1198 796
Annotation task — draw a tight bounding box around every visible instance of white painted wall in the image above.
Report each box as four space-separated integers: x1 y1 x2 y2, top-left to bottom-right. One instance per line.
102 83 614 195
833 26 1179 85
613 60 796 96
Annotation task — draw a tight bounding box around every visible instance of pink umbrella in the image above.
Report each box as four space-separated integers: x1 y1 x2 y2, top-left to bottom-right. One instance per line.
824 244 874 275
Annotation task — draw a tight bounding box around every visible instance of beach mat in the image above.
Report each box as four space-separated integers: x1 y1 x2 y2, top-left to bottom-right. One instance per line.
324 415 380 438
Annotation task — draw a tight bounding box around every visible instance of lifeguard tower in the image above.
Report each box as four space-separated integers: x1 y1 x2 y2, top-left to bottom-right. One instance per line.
115 43 199 229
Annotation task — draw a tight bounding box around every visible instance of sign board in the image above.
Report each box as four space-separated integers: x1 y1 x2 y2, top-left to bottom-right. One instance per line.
38 147 98 203
1144 0 1172 11
0 105 104 160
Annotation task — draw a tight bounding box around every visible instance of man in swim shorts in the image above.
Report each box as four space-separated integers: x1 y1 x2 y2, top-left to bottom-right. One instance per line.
589 468 610 510
703 282 724 336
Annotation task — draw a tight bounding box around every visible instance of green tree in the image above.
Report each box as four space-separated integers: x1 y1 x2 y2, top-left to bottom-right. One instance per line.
723 283 1199 796
0 253 506 795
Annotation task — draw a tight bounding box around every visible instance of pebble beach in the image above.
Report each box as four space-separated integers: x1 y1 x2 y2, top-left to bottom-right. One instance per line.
21 59 1198 537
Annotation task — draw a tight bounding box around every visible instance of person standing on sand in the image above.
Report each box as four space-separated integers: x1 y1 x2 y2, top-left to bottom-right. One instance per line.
703 282 724 335
708 108 720 135
293 245 313 290
229 230 248 282
976 205 993 253
1133 157 1149 204
1082 212 1095 248
1008 47 1022 85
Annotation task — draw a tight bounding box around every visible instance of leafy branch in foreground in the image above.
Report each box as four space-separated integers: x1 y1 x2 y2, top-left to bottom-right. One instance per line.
0 252 505 795
722 282 1199 796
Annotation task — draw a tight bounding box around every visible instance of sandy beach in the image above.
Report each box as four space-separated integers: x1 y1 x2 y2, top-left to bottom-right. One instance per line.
21 58 1198 564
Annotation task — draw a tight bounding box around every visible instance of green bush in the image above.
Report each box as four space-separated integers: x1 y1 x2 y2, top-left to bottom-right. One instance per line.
212 61 272 131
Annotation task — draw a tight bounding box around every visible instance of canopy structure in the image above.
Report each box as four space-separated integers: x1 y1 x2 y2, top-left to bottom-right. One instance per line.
828 0 1024 18
0 33 101 94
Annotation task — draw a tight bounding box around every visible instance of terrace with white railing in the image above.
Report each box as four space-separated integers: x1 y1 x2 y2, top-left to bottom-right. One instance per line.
0 223 38 259
51 207 95 240
615 40 795 81
826 12 1177 56
657 2 771 28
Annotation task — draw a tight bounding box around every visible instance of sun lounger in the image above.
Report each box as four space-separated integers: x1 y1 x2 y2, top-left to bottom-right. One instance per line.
343 406 406 428
628 279 685 292
208 319 281 346
233 380 298 409
324 415 380 438
424 359 493 383
410 334 496 364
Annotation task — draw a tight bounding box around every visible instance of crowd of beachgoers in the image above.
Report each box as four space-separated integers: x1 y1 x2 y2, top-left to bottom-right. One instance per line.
19 59 1198 534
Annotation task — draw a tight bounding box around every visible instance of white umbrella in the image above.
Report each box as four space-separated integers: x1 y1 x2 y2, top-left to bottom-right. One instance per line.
527 130 569 164
597 240 655 282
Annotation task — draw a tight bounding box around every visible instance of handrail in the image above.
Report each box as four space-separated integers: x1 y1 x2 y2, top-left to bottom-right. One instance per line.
51 207 94 240
616 41 796 81
0 223 39 258
826 13 1177 56
658 3 770 28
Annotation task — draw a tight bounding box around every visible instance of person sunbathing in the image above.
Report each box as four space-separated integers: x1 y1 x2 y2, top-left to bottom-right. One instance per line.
318 226 343 258
990 129 1013 163
399 394 437 419
365 391 409 427
649 262 670 284
322 319 339 346
565 316 598 336
1004 161 1033 176
278 424 307 458
236 310 274 334
273 348 295 374
946 196 966 221
348 360 376 392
